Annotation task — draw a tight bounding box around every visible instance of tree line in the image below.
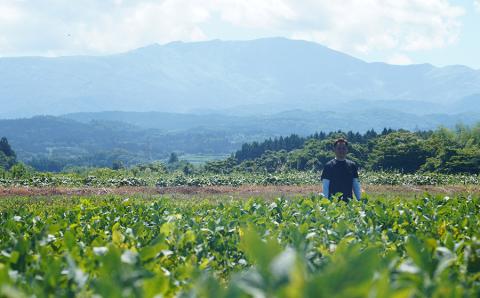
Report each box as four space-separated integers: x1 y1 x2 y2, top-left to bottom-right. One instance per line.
2 123 479 175
234 129 394 162
207 124 480 174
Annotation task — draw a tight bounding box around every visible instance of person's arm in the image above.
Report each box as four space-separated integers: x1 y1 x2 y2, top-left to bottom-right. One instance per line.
322 179 330 198
320 164 331 198
353 178 361 200
352 163 361 200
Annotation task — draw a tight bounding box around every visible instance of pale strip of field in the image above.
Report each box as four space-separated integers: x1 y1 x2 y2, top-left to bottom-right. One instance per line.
0 184 478 200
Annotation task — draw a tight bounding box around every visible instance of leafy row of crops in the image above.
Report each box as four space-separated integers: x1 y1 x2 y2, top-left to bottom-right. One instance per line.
1 194 479 297
0 171 479 187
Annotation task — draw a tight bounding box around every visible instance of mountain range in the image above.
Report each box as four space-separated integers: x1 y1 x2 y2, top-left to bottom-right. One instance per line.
1 37 479 118
63 110 480 133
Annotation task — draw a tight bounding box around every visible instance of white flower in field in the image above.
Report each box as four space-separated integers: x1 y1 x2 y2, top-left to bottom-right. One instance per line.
329 243 337 252
121 250 138 264
161 250 174 257
39 234 57 246
398 261 420 274
238 259 247 265
13 216 22 222
8 270 19 281
161 267 171 277
270 247 296 278
268 202 277 210
93 247 108 256
74 269 88 288
1 251 11 258
65 255 88 288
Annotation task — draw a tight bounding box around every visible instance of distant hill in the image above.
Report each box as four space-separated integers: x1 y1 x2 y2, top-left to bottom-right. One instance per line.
1 37 480 118
0 116 241 163
451 94 480 113
64 110 480 133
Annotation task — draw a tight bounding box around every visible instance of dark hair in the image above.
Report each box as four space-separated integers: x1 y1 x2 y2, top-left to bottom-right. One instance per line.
334 138 348 148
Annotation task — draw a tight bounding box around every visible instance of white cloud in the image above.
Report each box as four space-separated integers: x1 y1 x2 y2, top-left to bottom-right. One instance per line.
475 0 480 12
72 1 211 53
387 53 413 65
0 0 466 58
215 0 296 28
0 0 213 55
0 2 24 24
286 0 464 54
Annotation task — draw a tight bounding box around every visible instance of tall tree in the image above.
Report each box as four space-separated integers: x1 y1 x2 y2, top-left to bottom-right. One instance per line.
0 137 15 158
168 152 179 164
367 132 429 173
0 137 16 170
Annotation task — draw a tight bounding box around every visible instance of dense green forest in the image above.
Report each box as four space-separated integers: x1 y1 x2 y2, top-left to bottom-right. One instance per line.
207 124 480 174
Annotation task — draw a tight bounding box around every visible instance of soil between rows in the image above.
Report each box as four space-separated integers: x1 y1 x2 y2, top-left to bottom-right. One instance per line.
0 184 478 199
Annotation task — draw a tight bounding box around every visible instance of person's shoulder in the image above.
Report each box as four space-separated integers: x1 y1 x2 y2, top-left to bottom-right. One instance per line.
325 159 336 166
345 159 357 166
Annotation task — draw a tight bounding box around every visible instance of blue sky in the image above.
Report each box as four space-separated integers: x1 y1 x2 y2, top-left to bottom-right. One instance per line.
0 0 479 68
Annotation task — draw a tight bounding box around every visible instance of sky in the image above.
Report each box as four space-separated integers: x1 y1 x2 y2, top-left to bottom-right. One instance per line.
0 0 479 69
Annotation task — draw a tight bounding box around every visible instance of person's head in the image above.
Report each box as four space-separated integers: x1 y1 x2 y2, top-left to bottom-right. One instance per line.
333 138 348 160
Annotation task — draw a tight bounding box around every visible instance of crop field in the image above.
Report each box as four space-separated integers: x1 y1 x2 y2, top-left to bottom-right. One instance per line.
1 171 479 188
1 189 479 297
0 172 479 297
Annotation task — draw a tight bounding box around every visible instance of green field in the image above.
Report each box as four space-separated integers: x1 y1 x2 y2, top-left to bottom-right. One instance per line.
1 171 479 188
1 192 479 297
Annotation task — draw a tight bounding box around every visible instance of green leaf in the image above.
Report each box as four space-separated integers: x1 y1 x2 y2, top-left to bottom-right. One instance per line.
405 235 435 276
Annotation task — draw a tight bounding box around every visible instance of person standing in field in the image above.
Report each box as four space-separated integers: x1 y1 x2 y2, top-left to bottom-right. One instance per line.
321 138 362 201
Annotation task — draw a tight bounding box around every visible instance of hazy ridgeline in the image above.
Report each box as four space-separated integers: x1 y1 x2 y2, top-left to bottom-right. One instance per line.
2 38 480 118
